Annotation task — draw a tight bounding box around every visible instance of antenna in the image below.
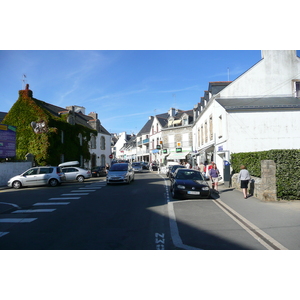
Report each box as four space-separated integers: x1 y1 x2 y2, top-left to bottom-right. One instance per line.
227 68 230 81
22 74 27 89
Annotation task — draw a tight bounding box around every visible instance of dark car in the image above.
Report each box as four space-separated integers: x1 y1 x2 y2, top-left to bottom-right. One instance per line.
168 165 185 178
170 168 210 199
91 166 107 177
151 163 159 171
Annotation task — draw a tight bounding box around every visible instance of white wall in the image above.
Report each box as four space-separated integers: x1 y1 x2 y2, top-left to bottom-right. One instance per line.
227 110 300 153
219 51 300 98
0 162 32 187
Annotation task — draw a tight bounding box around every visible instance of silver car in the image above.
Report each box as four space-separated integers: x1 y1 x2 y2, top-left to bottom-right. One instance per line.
107 163 134 184
7 166 66 189
132 162 143 173
61 166 91 182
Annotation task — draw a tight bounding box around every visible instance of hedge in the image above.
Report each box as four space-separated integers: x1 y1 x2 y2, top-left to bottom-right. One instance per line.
231 150 300 200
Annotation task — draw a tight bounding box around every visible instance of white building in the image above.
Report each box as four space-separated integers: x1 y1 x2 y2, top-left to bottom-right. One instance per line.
193 50 300 182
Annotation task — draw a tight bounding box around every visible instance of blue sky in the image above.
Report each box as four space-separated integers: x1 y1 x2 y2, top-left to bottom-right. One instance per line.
1 50 265 134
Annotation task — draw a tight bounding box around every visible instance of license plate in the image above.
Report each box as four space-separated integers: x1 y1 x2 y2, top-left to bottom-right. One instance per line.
187 191 200 195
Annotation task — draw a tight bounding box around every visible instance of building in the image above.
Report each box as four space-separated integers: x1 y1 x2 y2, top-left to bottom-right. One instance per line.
193 50 300 182
2 86 111 167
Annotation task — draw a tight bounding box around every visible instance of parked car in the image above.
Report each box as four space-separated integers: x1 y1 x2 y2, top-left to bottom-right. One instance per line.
132 162 143 173
59 161 91 182
106 163 134 184
61 166 91 182
170 168 210 199
91 166 107 177
168 164 185 178
141 162 149 170
7 166 66 189
151 163 159 171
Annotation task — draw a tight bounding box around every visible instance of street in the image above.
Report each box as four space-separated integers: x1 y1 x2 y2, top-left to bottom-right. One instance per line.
1 171 300 250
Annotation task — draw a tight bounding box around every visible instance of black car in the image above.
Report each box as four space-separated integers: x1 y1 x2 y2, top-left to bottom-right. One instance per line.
168 164 185 178
91 166 107 177
170 168 211 199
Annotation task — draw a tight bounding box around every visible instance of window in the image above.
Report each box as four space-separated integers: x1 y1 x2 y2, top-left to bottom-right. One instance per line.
201 125 204 145
100 136 105 150
91 134 96 149
204 120 208 143
101 154 106 166
295 81 300 97
218 115 223 138
78 133 82 146
209 114 213 141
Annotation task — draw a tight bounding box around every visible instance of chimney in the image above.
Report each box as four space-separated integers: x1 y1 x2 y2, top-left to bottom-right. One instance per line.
19 83 33 98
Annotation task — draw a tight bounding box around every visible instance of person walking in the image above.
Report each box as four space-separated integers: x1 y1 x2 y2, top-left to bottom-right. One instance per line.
238 165 251 199
209 163 220 191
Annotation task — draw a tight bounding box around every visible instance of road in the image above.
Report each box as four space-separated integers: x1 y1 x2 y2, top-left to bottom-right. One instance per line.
0 172 172 250
1 171 300 250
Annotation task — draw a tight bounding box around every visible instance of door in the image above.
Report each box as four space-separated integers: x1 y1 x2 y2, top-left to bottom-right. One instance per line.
22 168 39 186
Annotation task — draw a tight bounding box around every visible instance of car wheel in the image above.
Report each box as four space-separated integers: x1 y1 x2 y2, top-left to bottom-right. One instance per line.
49 178 58 187
12 180 22 189
77 175 84 182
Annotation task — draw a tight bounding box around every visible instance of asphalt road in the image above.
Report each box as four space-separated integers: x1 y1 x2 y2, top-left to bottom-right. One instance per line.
0 173 172 250
1 171 300 250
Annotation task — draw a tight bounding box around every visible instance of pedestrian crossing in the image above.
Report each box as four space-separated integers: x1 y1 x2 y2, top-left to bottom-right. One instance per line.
0 180 107 239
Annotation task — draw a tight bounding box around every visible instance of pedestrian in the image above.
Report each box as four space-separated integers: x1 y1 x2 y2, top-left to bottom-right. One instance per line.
238 165 251 199
105 163 110 174
185 161 190 169
194 163 200 171
209 163 220 191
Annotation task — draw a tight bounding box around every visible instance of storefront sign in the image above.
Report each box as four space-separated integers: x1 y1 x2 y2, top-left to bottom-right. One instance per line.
0 124 16 158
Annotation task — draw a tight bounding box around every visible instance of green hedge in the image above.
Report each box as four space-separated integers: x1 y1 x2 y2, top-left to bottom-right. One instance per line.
231 150 300 200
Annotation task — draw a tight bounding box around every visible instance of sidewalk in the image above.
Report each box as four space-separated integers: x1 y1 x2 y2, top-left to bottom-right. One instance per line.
211 183 300 250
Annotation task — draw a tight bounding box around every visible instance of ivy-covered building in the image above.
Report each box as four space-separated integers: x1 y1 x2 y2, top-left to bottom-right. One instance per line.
2 85 111 167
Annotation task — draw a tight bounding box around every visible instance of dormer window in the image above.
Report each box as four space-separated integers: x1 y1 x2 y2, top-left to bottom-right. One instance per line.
168 118 174 127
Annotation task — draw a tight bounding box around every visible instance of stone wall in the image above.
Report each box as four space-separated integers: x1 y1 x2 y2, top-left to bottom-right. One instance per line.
231 160 277 201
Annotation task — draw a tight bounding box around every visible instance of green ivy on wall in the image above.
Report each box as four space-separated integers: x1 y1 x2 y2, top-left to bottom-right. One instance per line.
3 92 97 166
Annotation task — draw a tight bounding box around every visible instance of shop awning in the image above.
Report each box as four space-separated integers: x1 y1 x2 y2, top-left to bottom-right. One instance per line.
167 152 187 160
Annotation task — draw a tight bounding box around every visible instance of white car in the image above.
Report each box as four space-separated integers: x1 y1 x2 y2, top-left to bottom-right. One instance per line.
107 163 134 184
7 166 66 189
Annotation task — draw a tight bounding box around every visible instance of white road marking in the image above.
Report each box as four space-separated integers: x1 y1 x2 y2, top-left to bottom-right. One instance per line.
159 174 202 250
12 209 56 213
0 202 21 209
0 232 9 237
33 202 70 205
62 193 89 196
48 197 80 200
0 218 37 223
77 189 97 191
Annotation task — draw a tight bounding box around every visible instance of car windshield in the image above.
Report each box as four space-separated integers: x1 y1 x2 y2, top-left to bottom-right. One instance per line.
176 170 204 180
110 164 128 171
171 165 183 171
132 163 141 167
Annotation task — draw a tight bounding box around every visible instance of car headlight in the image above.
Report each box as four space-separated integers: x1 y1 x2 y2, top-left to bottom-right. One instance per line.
177 185 186 190
202 187 210 191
